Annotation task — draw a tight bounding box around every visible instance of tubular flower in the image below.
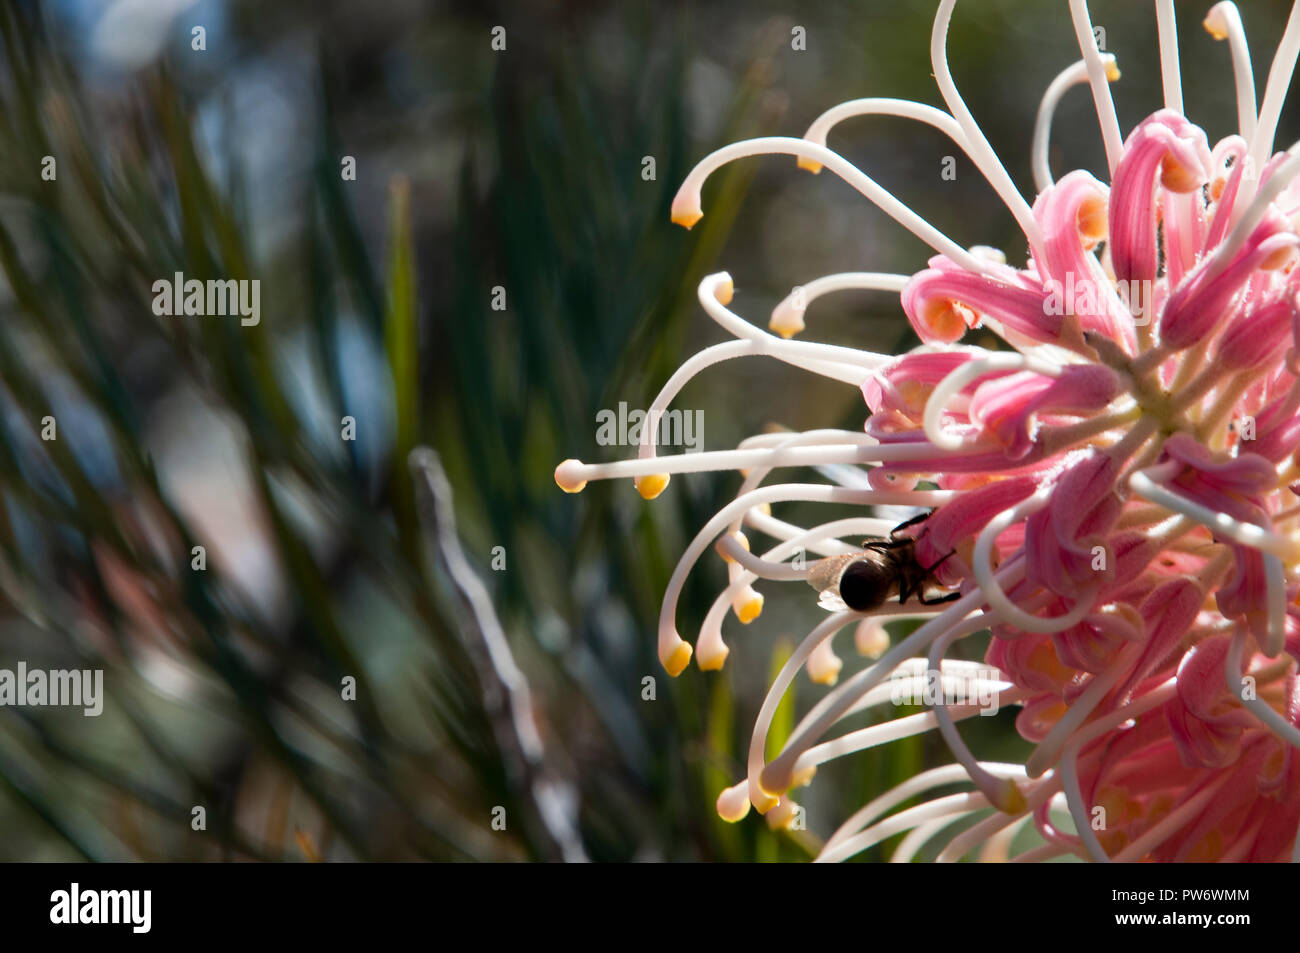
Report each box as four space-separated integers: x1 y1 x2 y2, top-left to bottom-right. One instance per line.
557 0 1300 861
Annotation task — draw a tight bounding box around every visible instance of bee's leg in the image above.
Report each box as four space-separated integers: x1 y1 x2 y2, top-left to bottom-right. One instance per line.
897 579 960 605
916 589 962 605
908 549 960 605
889 511 932 540
896 576 915 605
922 549 958 575
863 538 908 552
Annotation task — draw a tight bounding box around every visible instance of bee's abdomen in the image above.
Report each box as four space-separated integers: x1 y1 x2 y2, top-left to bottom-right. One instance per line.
838 560 897 611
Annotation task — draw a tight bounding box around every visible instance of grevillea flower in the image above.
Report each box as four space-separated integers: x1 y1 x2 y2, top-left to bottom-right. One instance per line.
556 0 1300 861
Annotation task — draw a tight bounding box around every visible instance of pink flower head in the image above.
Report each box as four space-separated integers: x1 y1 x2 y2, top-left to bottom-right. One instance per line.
1030 171 1135 351
969 365 1122 459
558 0 1300 861
903 256 1061 347
1108 111 1212 289
862 349 988 435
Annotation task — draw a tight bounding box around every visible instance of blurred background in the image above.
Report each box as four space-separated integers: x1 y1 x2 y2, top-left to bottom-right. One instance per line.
0 0 1296 861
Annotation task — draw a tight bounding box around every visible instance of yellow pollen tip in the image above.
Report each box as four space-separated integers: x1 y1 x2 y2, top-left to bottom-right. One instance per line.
809 637 843 685
736 593 764 624
663 641 692 677
635 472 670 500
765 798 799 830
716 783 751 823
993 778 1028 815
796 156 823 174
752 790 781 815
1202 14 1228 41
554 459 587 493
696 642 729 671
769 300 806 339
854 619 890 658
713 277 734 306
1104 59 1121 82
809 664 840 686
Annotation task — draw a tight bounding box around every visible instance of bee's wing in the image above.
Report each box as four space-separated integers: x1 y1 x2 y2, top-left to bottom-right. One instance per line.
808 554 855 612
806 554 852 593
816 588 848 612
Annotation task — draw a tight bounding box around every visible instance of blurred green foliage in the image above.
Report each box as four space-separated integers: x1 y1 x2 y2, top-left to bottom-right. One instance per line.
0 0 1296 861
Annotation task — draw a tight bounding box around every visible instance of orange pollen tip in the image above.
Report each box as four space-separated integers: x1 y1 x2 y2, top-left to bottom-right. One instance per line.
921 298 973 340
1160 154 1202 193
1263 245 1297 271
636 472 670 500
1077 197 1108 246
554 459 587 493
671 205 703 229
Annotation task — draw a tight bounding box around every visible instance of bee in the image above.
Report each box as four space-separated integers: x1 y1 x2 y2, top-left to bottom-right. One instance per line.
807 512 960 612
